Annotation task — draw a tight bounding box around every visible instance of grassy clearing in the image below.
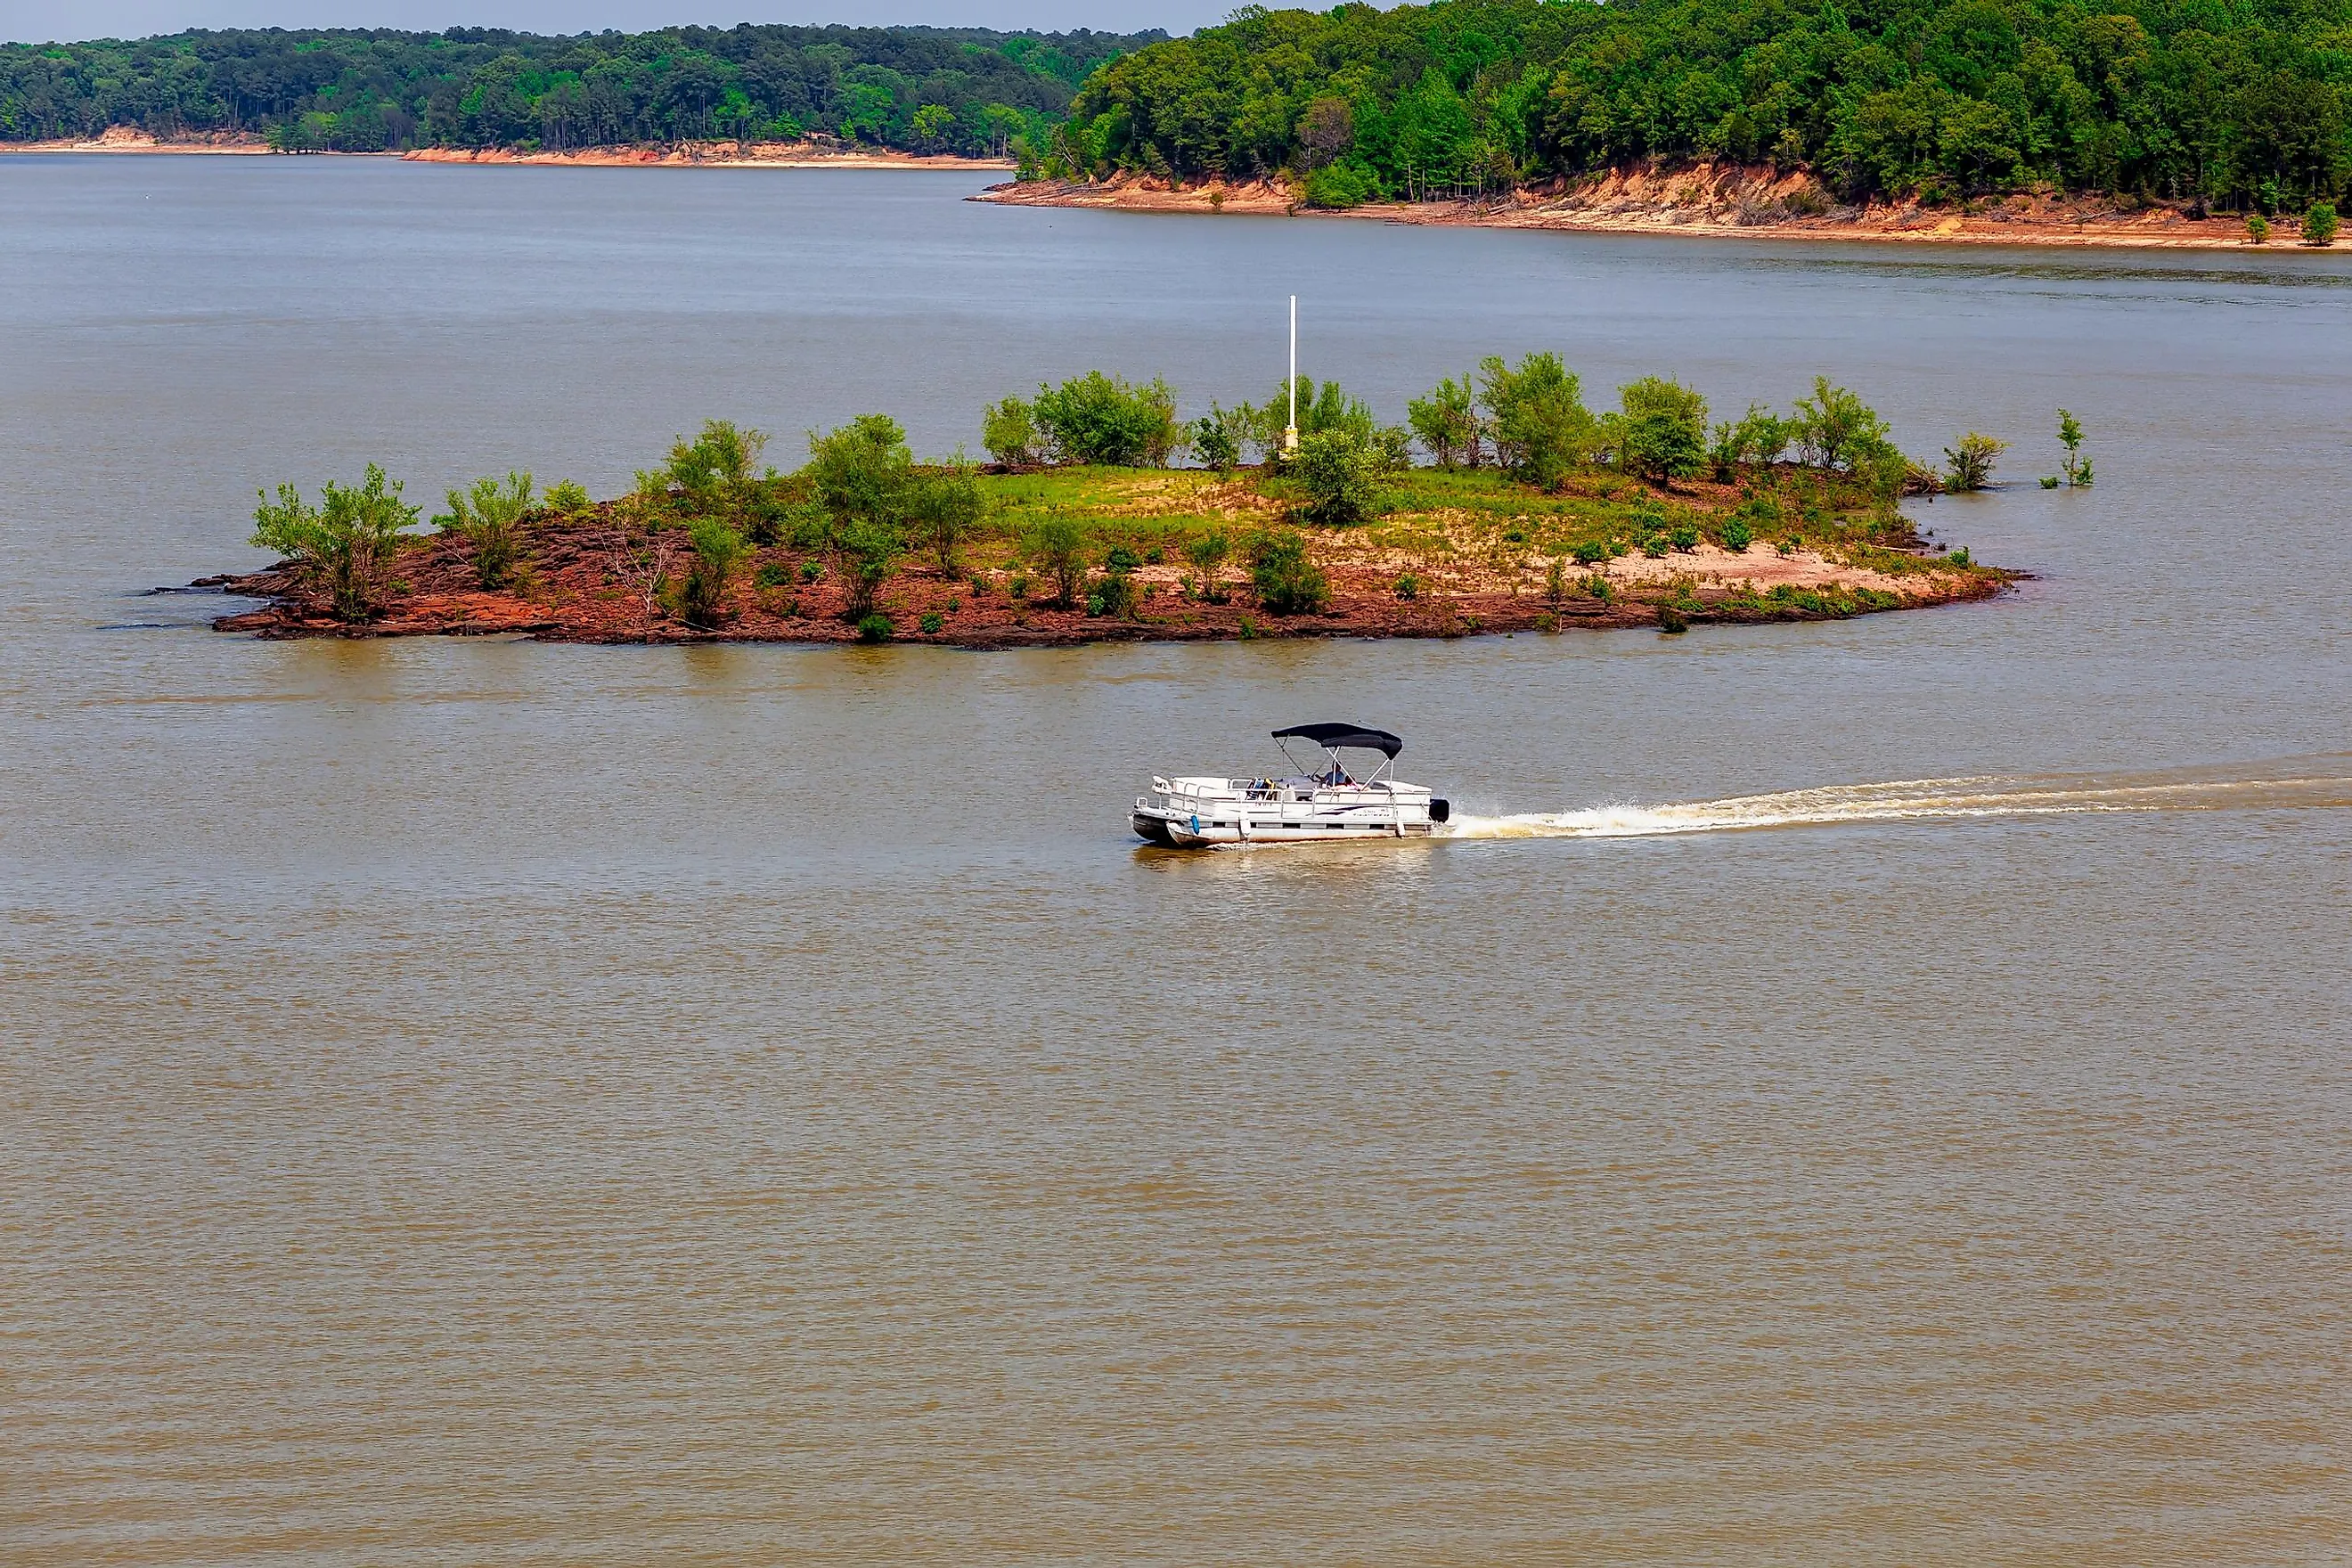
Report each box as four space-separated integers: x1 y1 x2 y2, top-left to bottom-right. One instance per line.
253 451 1998 644
925 461 1950 595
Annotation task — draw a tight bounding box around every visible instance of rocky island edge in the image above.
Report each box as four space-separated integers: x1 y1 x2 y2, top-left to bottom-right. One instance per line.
192 365 2042 649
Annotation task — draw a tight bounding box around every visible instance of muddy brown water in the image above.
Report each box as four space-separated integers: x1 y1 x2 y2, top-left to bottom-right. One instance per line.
3 157 2348 1565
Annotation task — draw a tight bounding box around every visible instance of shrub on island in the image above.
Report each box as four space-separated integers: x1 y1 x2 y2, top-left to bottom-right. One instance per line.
1030 372 1182 467
1295 427 1390 526
251 463 421 621
1249 529 1330 615
1183 529 1231 602
1023 512 1089 607
680 515 744 628
1943 432 2008 492
437 470 535 590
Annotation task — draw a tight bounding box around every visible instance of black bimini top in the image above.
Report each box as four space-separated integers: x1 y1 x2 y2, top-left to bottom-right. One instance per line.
1273 723 1403 758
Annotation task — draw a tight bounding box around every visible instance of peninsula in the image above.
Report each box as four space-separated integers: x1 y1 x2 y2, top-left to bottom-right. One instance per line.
979 167 2313 253
16 126 1010 172
198 366 2019 649
999 1 2342 255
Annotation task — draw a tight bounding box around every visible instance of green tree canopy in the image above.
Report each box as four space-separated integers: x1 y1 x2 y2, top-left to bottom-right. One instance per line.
251 463 421 621
1064 0 2351 208
806 413 914 529
2 23 1161 155
1613 377 1709 484
1033 372 1181 467
1479 352 1597 491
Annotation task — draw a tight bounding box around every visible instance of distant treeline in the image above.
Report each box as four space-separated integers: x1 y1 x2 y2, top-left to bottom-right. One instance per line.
0 23 1162 155
1057 0 2350 209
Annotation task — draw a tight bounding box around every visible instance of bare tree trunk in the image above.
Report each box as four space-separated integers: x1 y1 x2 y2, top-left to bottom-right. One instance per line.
608 528 676 642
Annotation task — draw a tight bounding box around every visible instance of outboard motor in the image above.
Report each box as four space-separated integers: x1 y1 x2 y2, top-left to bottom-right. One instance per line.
1430 798 1451 824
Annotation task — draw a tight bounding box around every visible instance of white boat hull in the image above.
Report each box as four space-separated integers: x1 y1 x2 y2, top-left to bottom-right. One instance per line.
1133 775 1450 849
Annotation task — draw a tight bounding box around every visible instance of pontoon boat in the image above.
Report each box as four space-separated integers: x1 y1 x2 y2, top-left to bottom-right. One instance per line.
1132 723 1450 847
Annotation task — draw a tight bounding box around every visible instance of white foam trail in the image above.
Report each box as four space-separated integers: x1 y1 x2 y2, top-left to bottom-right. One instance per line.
1443 761 2352 842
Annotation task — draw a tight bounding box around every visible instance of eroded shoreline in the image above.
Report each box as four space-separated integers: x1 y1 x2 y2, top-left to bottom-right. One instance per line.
197 466 2011 649
976 164 2318 252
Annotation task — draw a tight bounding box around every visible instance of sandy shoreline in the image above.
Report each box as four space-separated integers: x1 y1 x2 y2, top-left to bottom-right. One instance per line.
976 164 2332 252
6 127 1010 170
13 135 2335 249
403 142 1011 171
11 127 273 155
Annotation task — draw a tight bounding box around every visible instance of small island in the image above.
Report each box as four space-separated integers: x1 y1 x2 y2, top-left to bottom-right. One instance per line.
200 362 2026 648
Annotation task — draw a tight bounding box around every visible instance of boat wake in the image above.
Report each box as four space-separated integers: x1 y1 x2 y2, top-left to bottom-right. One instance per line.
1442 755 2352 842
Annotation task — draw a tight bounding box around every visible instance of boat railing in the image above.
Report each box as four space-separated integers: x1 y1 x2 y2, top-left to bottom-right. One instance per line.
1142 776 1425 813
1150 779 1255 803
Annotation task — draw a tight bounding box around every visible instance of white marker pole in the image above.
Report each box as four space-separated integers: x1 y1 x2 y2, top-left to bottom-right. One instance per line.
1284 294 1298 456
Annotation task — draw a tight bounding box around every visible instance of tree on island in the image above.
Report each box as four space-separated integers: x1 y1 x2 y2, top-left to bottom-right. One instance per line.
1408 375 1484 470
1031 372 1182 467
2057 410 2094 488
1708 404 1793 481
251 465 420 621
806 414 916 619
1266 376 1377 445
1612 378 1710 486
608 529 679 642
1792 379 1893 472
909 455 986 576
1478 353 1599 492
1188 405 1246 472
1943 433 2008 492
1183 529 1232 601
982 396 1041 468
664 421 768 518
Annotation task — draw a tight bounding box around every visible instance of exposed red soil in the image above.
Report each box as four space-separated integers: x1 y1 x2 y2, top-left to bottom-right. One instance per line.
200 511 2005 649
976 161 2318 252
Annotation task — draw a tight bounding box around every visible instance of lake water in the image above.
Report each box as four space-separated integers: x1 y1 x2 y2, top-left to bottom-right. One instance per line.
3 157 2348 1565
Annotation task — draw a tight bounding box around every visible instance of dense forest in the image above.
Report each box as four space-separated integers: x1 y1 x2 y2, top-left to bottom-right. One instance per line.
0 23 1161 154
1057 0 2350 209
12 5 2344 210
